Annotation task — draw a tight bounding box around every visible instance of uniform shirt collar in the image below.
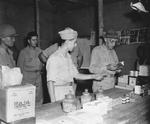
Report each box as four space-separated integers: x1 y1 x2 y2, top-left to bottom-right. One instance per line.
0 46 13 55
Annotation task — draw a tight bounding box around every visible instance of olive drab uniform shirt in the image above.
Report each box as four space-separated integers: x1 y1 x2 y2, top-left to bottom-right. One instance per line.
89 45 119 91
17 46 43 105
46 47 78 101
0 46 16 68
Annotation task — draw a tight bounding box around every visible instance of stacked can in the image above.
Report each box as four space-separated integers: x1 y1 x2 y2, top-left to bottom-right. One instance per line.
122 94 130 104
122 95 126 104
126 94 130 103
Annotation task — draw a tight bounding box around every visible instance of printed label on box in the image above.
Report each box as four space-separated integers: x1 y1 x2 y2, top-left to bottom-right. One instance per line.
6 85 35 122
129 77 137 86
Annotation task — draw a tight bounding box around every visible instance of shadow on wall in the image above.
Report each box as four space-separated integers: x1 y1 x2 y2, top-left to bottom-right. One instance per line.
77 38 93 68
115 43 140 75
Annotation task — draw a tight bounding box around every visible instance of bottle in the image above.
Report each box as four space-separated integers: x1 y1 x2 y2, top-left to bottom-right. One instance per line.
96 86 104 100
81 89 92 105
122 94 126 104
62 91 77 113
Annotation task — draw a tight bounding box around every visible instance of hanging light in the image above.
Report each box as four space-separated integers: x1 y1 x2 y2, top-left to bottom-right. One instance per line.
130 1 149 13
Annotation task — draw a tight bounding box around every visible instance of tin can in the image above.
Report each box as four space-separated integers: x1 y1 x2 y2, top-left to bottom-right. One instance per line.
125 94 130 103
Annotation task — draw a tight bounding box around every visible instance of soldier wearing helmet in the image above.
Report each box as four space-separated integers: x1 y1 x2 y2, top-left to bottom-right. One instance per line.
0 24 17 67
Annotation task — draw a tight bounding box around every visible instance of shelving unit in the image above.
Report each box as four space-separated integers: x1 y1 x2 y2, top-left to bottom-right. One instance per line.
116 27 149 45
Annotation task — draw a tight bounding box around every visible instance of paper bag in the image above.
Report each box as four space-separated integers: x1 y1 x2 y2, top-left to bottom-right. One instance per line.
0 66 23 88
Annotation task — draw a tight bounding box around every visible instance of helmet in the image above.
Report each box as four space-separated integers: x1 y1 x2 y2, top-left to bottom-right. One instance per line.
0 24 17 38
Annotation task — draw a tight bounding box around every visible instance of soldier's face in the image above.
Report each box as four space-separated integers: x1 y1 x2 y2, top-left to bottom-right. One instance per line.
2 36 15 47
28 36 38 47
68 38 77 52
106 38 117 50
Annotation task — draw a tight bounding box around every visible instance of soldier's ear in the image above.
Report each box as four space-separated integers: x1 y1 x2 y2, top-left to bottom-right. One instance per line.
27 39 30 44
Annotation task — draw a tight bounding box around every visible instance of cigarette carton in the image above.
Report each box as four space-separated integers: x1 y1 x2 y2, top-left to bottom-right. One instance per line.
0 84 35 122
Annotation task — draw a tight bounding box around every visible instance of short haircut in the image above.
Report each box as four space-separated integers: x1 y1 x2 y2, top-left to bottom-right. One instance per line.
24 31 38 46
26 31 38 41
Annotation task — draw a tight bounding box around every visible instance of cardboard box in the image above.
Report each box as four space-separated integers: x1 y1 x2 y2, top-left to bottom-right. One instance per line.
0 117 35 124
0 84 36 123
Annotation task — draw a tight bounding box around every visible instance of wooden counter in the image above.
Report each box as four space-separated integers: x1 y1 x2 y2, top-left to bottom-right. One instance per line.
36 88 130 123
103 93 150 124
25 88 150 123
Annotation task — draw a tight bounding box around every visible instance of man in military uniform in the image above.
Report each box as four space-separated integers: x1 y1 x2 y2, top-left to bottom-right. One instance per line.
0 24 17 67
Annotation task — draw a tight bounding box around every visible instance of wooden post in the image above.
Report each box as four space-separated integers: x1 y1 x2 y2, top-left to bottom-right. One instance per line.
34 0 40 47
98 0 104 45
0 2 5 24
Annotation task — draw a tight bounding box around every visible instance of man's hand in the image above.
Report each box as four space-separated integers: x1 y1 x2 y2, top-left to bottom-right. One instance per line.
92 74 107 80
116 62 124 70
107 62 124 72
107 64 118 71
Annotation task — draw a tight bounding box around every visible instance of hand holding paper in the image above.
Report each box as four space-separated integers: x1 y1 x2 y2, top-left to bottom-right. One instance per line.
107 61 124 72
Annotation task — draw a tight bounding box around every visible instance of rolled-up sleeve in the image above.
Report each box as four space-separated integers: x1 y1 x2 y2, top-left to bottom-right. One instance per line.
46 57 58 82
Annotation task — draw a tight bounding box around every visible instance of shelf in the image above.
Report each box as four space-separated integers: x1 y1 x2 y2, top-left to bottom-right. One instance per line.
116 27 149 45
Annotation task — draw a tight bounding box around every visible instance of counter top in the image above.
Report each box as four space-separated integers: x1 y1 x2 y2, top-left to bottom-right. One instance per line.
36 101 65 121
103 94 150 124
36 88 128 123
36 88 150 124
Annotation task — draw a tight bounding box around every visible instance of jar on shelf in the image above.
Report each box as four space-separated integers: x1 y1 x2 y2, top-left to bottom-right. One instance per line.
81 89 92 105
62 91 77 113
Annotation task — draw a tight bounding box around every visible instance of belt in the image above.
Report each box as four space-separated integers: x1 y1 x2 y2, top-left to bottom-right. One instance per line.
54 82 73 87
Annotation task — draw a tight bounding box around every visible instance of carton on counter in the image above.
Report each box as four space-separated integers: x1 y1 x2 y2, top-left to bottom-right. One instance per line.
0 84 36 123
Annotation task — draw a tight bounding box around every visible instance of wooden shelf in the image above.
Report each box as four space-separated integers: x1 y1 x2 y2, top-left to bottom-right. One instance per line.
116 27 149 45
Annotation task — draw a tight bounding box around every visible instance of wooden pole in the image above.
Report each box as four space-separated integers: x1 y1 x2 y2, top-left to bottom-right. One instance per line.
98 0 104 45
0 2 5 24
34 0 40 47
